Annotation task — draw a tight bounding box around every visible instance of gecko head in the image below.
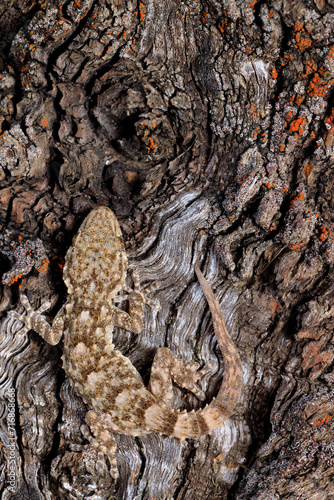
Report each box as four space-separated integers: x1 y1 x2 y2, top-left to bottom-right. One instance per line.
63 207 128 297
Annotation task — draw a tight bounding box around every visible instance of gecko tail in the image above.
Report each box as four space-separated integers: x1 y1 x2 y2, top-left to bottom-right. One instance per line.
168 398 235 440
145 266 243 440
145 399 236 440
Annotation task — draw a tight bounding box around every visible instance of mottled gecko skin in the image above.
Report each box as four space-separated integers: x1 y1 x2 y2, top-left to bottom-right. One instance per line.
10 207 243 476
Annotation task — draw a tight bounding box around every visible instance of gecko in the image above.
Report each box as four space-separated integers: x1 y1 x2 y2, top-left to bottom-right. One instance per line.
9 206 243 478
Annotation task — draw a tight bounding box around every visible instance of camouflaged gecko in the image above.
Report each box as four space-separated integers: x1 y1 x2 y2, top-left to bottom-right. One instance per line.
9 206 243 478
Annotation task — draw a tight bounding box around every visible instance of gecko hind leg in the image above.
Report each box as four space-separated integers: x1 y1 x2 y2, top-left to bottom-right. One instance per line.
148 347 214 403
82 411 118 479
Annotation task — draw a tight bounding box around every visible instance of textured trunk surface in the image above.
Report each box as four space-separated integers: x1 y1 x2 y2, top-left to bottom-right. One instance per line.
0 1 334 499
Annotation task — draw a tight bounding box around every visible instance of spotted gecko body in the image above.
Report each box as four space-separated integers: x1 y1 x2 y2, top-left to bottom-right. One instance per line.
10 207 243 477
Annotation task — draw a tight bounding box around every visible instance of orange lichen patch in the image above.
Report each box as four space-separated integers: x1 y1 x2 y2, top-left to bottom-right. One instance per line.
319 226 332 242
295 32 312 50
139 2 146 21
294 21 304 31
294 22 312 51
141 134 157 152
42 117 48 128
271 68 278 79
291 241 306 251
248 0 257 7
289 191 304 210
315 415 333 426
282 54 292 66
38 259 49 274
201 11 208 24
247 103 258 120
324 110 334 135
308 73 334 97
8 274 24 286
289 116 307 135
295 94 305 105
303 60 317 76
218 11 229 32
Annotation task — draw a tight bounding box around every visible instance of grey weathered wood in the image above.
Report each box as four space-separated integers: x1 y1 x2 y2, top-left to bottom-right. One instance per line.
1 0 334 498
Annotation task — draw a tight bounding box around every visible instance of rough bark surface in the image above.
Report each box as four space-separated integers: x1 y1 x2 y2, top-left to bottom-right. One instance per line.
0 1 334 499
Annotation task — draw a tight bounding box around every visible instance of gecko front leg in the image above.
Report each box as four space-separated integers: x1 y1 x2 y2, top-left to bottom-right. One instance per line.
9 294 65 345
111 269 160 335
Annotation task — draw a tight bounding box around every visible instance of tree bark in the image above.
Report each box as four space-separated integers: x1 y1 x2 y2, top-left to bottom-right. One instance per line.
0 0 334 499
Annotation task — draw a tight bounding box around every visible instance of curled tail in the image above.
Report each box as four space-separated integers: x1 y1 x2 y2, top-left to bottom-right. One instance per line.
146 266 243 440
195 265 243 409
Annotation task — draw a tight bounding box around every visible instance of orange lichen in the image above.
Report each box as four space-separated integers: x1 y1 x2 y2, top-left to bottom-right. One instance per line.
324 110 334 134
271 68 278 79
315 416 332 426
139 2 146 21
218 11 229 33
289 191 304 208
8 274 24 286
308 73 334 97
282 54 292 66
294 21 312 51
303 60 317 77
291 241 306 251
247 103 258 120
38 259 49 274
289 116 307 135
295 33 312 50
319 226 332 242
295 94 305 105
